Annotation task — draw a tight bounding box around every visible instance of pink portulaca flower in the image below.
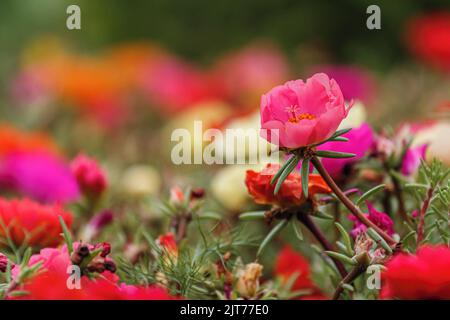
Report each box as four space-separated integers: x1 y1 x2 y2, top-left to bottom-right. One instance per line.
71 153 108 198
349 202 394 238
260 73 353 149
318 123 374 180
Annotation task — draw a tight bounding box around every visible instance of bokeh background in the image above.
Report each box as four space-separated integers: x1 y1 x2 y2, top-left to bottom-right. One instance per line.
0 1 450 296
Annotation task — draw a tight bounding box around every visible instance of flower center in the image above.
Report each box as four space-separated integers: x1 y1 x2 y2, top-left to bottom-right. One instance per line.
285 105 316 123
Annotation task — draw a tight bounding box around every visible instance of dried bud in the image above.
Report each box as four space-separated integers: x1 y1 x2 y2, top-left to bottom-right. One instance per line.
354 233 373 256
71 244 90 265
236 263 263 298
191 188 205 199
104 259 117 273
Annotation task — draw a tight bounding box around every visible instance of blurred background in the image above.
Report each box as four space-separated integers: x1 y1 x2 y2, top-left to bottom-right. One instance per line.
0 0 449 215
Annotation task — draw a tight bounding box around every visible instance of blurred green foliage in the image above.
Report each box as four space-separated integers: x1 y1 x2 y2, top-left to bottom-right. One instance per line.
0 0 449 74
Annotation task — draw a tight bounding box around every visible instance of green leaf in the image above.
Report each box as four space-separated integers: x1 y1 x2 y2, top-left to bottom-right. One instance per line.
315 150 356 159
301 159 310 199
335 222 353 256
324 251 357 265
198 212 222 220
20 247 33 269
331 128 352 139
313 211 334 220
329 136 349 142
291 220 303 241
366 228 393 254
257 219 288 257
355 184 386 206
404 183 429 190
239 211 266 220
274 155 300 195
342 284 354 292
270 155 297 185
59 215 73 255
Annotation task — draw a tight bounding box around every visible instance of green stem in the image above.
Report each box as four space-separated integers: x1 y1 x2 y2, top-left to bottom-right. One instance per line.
311 156 397 246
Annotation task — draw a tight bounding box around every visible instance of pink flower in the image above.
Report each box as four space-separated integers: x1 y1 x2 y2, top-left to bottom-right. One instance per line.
401 144 427 176
71 153 107 198
139 56 215 113
260 73 352 149
0 152 79 203
349 202 394 238
212 43 289 105
318 123 374 180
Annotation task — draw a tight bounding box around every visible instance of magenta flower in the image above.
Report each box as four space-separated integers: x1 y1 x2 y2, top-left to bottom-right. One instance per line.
401 144 427 176
311 65 376 104
260 73 353 149
317 123 374 179
349 202 395 238
0 152 79 203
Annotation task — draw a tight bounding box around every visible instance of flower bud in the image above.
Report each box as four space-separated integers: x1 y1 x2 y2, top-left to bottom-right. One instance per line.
236 263 263 298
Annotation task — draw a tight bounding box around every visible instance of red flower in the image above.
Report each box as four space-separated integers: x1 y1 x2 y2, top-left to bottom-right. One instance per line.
381 245 450 300
274 246 327 300
12 243 179 300
406 12 450 72
158 233 177 253
245 163 331 206
0 197 72 247
70 153 108 198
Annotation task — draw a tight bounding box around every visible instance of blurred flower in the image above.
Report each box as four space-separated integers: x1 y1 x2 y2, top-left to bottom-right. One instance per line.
120 164 161 197
406 12 450 72
318 123 374 180
70 153 108 199
260 73 352 149
381 245 450 299
139 56 216 114
10 68 51 106
310 65 376 104
0 152 79 203
170 186 186 204
348 202 394 238
211 110 275 164
401 144 427 176
163 101 233 157
157 232 178 262
236 262 263 298
337 101 367 130
212 43 289 106
245 163 331 206
211 164 256 211
0 125 59 157
0 197 72 247
80 210 114 242
274 245 326 300
411 121 450 166
13 243 177 300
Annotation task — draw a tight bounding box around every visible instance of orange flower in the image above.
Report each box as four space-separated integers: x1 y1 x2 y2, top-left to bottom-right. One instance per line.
245 163 331 206
0 197 72 247
0 125 59 157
